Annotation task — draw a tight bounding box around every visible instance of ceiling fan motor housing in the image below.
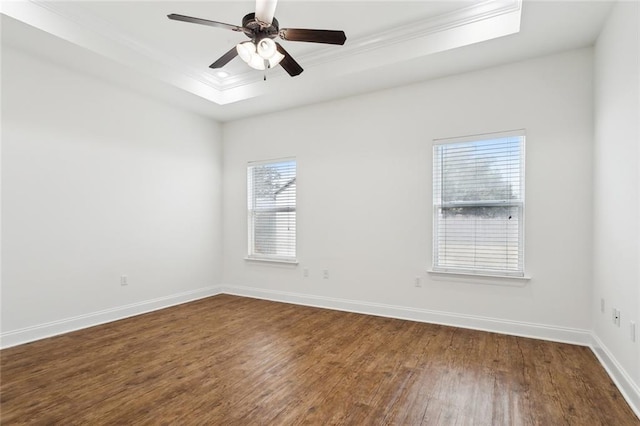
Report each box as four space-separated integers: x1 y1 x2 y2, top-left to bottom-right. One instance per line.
242 13 279 43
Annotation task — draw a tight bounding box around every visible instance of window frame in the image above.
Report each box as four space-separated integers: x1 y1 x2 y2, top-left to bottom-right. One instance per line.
431 130 526 278
246 157 297 264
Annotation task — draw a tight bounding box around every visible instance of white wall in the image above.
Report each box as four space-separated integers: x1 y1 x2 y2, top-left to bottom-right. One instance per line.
1 46 223 340
593 0 640 396
223 49 594 336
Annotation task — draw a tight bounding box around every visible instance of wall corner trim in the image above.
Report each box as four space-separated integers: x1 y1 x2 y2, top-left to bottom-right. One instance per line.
590 333 640 419
0 285 224 349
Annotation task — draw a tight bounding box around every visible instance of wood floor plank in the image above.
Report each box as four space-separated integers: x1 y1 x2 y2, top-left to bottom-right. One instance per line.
1 294 638 425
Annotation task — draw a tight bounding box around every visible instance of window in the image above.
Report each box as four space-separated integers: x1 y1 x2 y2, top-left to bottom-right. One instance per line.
247 158 297 262
432 131 525 277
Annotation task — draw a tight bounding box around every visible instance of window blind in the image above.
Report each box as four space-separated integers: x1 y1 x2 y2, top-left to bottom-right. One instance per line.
433 132 525 276
247 159 297 261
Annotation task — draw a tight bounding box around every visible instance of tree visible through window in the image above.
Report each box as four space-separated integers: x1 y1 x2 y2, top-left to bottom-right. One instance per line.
433 132 525 276
247 159 296 261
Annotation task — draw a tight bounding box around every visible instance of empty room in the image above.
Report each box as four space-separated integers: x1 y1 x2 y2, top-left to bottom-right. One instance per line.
1 0 638 424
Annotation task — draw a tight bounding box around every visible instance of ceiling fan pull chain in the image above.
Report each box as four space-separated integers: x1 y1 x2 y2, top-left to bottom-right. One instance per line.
264 58 268 81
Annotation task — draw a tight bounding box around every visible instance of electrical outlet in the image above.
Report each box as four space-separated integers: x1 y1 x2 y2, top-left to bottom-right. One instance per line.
303 268 309 278
414 277 421 288
600 298 605 313
120 275 128 286
323 269 329 279
612 308 621 327
631 321 636 342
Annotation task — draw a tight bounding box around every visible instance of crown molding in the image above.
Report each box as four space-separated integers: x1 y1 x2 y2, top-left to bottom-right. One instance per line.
300 0 522 68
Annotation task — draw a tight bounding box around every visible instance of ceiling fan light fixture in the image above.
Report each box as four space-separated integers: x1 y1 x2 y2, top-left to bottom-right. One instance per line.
257 38 277 59
247 53 267 70
236 41 256 63
237 39 282 70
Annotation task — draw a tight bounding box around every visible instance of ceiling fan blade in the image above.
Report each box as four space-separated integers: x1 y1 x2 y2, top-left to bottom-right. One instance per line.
209 47 239 69
279 28 346 45
255 0 278 25
167 14 244 33
276 43 303 77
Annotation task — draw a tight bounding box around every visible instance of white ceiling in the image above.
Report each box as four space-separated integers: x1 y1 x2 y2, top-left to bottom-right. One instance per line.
1 1 613 122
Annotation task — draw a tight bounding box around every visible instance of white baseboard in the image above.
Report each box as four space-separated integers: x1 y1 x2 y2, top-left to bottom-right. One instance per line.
220 284 591 346
590 334 640 418
0 285 224 349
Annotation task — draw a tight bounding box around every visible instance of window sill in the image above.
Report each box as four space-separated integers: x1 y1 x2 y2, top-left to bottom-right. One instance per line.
427 269 531 286
245 257 299 265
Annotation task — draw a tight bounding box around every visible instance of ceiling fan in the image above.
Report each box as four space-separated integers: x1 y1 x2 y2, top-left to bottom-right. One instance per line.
168 0 347 77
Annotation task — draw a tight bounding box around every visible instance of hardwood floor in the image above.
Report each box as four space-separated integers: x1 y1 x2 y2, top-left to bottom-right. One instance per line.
1 295 638 425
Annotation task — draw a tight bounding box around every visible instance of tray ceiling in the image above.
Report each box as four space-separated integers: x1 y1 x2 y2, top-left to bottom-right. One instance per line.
1 1 613 121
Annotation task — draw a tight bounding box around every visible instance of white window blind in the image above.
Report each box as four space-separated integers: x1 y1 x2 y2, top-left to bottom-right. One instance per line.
433 132 525 277
247 158 296 261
